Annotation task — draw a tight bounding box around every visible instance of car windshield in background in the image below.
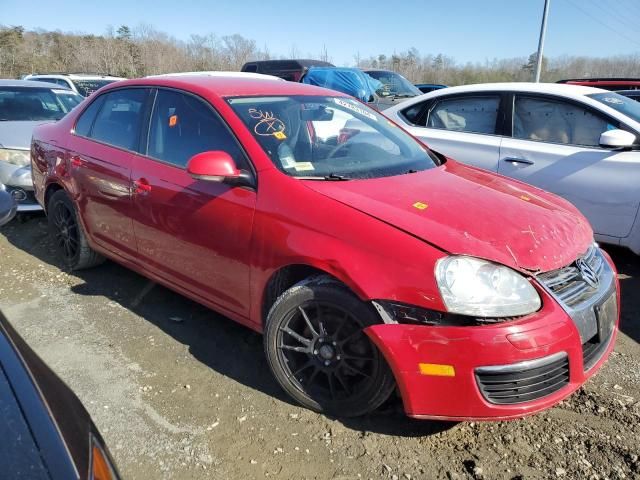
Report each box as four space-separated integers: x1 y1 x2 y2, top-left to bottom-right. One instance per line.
587 92 640 124
72 79 116 97
228 95 438 179
366 71 421 97
0 87 83 121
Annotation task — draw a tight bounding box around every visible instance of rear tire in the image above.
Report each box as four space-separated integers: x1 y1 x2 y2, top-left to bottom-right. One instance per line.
47 190 104 270
264 276 396 417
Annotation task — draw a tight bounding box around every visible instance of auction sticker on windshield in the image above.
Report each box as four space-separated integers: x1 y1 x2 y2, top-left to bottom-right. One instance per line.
334 98 377 121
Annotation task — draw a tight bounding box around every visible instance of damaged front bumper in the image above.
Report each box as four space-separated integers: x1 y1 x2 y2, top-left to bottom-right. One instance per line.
365 251 620 421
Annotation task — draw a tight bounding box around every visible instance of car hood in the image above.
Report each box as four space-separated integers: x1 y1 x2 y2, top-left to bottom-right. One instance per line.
0 120 54 150
302 161 593 273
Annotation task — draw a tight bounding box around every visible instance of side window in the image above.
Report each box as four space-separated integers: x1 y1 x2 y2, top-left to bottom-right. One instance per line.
147 90 247 169
243 64 258 73
90 89 147 151
427 96 500 134
401 101 428 125
74 95 106 137
513 96 616 147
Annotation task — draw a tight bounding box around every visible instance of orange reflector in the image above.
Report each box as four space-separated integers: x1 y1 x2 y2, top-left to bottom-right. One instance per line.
92 443 116 480
419 363 455 377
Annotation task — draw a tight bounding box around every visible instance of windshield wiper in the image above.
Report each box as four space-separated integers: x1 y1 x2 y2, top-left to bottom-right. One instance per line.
324 173 351 181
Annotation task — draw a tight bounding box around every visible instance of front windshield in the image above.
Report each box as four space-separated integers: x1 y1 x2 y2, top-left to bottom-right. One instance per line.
72 79 117 97
587 92 640 124
0 87 83 121
228 95 438 179
365 71 421 97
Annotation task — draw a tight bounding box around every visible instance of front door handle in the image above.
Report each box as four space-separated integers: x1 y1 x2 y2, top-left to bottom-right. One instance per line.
133 178 152 195
503 157 534 166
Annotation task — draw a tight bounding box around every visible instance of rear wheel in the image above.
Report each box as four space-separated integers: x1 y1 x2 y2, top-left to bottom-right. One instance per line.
265 277 396 417
47 190 104 270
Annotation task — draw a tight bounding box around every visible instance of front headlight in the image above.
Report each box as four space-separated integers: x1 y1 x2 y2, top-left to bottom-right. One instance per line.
435 256 541 317
0 148 30 167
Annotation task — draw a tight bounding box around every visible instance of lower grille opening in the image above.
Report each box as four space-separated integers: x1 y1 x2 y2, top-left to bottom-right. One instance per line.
582 332 613 372
476 353 570 405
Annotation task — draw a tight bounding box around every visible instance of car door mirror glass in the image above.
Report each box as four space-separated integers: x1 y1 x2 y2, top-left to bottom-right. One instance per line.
186 151 241 182
599 129 637 148
0 188 17 226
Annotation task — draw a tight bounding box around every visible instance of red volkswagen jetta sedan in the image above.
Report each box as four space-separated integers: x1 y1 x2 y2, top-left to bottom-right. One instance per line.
31 77 619 420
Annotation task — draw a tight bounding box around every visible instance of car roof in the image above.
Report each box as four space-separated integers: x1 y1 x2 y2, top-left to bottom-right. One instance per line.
417 82 608 96
106 75 348 98
145 71 284 81
0 79 72 89
25 73 125 80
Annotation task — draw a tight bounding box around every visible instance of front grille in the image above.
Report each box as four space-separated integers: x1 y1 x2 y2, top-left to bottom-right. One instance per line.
476 353 569 405
537 245 604 308
582 336 607 371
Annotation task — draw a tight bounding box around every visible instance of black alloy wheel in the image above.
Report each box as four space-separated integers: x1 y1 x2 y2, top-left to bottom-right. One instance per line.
265 277 396 417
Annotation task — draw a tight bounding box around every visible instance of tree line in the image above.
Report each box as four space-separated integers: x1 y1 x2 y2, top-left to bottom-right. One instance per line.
1 24 639 85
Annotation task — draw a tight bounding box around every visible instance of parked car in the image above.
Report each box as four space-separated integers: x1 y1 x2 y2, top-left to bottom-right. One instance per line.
32 76 618 420
24 73 126 97
361 69 422 100
557 78 640 91
617 90 640 102
1 79 83 211
0 188 120 480
301 67 413 110
415 83 448 94
386 83 640 255
241 59 334 82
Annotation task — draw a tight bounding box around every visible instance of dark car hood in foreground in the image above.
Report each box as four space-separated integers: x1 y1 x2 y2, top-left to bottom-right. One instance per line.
303 161 593 273
0 120 54 149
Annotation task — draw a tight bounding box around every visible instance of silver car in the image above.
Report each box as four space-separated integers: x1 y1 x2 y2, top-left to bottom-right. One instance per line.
0 80 83 211
386 83 640 255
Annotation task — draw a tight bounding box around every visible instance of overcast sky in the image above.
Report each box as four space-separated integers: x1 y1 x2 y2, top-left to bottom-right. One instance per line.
2 0 639 65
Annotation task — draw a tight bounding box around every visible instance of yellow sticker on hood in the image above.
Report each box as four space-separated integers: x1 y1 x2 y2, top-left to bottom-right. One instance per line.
413 202 428 210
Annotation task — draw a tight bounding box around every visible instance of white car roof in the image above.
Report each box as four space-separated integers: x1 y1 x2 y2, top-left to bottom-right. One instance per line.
145 71 284 81
420 82 607 97
24 73 126 80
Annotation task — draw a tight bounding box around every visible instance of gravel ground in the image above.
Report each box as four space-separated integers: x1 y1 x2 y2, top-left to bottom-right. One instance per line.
0 215 638 480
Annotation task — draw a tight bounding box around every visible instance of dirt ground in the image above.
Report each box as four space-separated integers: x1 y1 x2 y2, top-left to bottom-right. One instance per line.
0 215 638 480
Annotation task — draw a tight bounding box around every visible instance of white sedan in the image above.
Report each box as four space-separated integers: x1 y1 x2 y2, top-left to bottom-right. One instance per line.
385 83 640 255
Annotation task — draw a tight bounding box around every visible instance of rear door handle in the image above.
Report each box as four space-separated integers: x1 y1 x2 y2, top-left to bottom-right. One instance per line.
503 157 534 165
133 178 152 195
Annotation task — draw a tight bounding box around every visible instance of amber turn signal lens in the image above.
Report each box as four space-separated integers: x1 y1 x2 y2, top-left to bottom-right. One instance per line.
92 442 116 480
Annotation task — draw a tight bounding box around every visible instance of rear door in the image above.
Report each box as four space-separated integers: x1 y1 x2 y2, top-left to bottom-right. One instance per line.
401 93 505 171
67 87 151 261
498 93 640 239
130 88 256 318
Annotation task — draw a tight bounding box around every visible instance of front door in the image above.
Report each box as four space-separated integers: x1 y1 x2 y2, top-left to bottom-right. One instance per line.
498 94 640 239
130 89 257 318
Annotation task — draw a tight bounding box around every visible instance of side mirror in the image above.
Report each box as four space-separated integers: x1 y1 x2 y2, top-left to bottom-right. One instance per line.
0 186 17 226
599 129 637 149
187 151 252 187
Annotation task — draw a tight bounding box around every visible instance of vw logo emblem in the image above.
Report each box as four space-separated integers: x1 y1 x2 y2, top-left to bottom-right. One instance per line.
576 258 599 288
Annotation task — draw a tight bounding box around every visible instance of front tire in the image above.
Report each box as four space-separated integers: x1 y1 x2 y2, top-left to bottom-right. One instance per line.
47 190 104 270
264 277 396 417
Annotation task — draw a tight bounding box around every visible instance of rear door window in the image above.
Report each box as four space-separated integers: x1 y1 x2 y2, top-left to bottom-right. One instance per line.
146 89 247 169
89 89 148 151
427 96 500 134
513 95 616 147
